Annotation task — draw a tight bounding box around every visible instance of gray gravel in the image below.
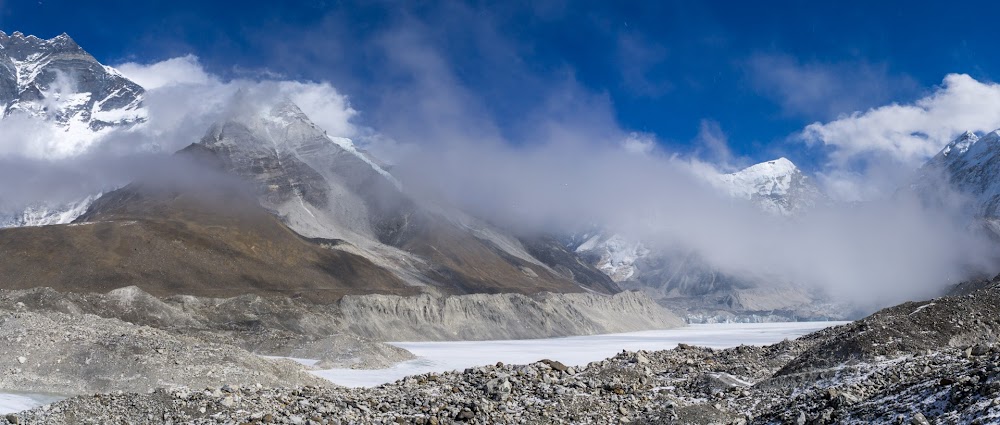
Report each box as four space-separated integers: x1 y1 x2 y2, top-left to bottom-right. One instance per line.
9 341 998 424
6 279 1000 424
0 308 327 395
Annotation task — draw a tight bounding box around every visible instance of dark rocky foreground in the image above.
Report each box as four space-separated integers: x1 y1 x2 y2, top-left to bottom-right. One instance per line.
5 278 1000 424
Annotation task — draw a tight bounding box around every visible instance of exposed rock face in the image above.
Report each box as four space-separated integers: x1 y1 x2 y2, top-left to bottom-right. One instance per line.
0 31 144 156
337 291 685 341
0 286 684 347
180 97 619 296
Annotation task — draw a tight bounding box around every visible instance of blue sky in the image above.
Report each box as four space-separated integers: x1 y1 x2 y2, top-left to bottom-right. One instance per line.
4 0 1000 175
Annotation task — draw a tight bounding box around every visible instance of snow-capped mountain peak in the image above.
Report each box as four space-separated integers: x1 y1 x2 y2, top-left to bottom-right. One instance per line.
571 157 824 295
719 157 797 197
0 31 146 158
716 157 822 216
212 96 400 190
918 129 1000 218
938 131 979 159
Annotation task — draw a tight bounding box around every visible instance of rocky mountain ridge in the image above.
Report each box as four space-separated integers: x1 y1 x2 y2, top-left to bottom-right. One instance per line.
0 31 144 157
914 130 1000 239
177 96 619 295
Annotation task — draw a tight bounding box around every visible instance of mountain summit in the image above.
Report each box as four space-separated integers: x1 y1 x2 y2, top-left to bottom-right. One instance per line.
717 157 823 216
571 157 836 321
913 129 1000 238
919 130 1000 218
174 91 621 295
0 31 145 157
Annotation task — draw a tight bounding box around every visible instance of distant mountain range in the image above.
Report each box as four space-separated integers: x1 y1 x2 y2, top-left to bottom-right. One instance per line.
569 157 834 321
0 32 618 303
0 31 997 321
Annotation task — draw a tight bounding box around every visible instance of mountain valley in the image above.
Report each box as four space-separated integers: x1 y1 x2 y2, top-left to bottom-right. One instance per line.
0 28 999 425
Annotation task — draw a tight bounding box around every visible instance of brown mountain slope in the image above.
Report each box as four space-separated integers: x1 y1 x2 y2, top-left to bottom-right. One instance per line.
395 217 593 295
0 183 418 303
181 115 619 296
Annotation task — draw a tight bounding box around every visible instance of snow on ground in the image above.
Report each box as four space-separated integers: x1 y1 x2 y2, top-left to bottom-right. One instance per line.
0 321 842 413
313 321 843 388
0 393 65 415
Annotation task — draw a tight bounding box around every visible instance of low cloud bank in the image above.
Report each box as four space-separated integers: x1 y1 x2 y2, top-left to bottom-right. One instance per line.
3 54 997 311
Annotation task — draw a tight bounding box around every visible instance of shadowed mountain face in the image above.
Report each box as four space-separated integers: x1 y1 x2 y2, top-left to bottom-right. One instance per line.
0 180 418 304
913 130 1000 240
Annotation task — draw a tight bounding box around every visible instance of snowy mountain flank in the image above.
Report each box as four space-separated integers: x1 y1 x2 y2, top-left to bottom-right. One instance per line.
0 31 146 228
716 157 824 216
571 158 835 322
0 31 145 157
0 194 98 227
915 130 1000 237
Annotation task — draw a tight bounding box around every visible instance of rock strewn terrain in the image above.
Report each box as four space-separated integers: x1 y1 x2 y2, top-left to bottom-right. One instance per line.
0 308 327 395
8 277 1000 424
9 342 999 424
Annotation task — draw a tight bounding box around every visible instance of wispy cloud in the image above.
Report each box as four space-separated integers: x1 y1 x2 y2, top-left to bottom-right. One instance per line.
0 55 362 209
694 119 734 170
746 53 918 120
5 4 996 313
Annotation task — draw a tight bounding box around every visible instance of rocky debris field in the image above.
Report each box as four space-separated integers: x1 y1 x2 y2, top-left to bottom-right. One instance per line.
0 285 682 371
7 339 1000 424
0 307 328 395
5 278 1000 424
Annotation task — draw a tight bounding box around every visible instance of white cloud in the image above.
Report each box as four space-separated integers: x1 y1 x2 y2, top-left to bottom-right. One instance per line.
107 56 361 155
695 119 733 169
802 73 1000 167
116 55 215 89
746 53 917 120
0 56 365 208
278 81 357 138
621 132 656 155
